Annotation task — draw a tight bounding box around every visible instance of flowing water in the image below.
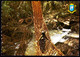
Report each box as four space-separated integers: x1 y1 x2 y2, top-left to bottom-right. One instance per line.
24 28 79 56
1 28 79 56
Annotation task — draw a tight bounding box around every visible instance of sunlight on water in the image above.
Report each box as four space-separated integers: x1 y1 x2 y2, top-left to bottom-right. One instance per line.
49 29 71 44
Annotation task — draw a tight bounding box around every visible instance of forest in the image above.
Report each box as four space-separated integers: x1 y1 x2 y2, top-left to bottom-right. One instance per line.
1 1 79 56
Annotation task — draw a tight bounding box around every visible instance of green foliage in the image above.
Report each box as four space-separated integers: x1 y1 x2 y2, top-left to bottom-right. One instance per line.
2 1 32 25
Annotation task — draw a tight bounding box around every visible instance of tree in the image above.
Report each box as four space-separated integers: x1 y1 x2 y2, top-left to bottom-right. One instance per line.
32 1 64 56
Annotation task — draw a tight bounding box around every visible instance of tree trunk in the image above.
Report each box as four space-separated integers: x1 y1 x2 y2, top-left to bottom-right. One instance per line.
32 1 64 56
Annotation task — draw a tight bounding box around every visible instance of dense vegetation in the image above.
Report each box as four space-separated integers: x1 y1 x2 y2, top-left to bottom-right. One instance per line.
1 1 79 56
